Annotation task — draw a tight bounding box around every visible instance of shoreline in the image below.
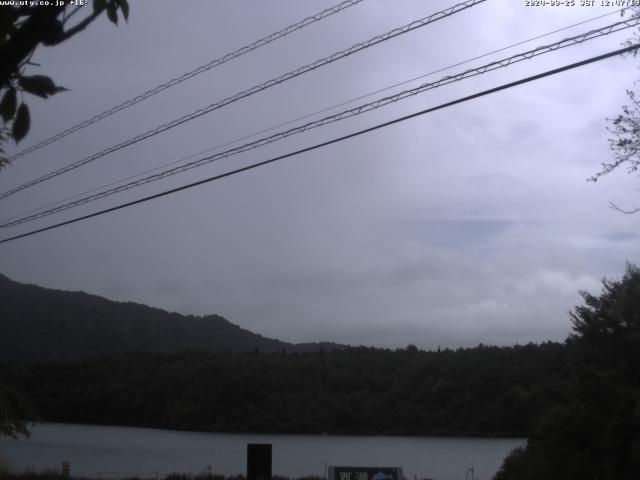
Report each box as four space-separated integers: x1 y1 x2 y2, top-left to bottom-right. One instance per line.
14 421 529 441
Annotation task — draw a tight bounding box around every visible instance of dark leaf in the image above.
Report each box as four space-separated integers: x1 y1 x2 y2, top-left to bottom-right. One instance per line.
106 2 118 24
0 7 19 34
93 0 107 13
18 75 65 99
117 0 129 22
40 18 64 46
12 103 30 143
0 88 17 122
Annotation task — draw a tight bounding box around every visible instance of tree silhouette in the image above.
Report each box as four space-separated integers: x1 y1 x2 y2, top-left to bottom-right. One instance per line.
0 0 129 167
495 264 640 480
593 8 640 213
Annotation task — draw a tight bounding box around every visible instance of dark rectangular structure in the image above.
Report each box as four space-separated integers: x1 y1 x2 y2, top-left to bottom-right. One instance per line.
247 443 272 480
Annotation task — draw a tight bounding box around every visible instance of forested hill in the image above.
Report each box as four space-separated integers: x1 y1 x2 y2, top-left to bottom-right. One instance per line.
1 344 570 437
0 274 340 361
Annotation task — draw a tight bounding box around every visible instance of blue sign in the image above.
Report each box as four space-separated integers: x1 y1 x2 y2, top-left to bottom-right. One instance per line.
329 466 403 480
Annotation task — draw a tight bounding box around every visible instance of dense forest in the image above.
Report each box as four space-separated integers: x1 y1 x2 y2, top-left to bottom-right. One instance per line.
3 266 640 479
1 342 570 437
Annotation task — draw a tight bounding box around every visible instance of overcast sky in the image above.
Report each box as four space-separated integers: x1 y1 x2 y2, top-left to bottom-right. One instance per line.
1 0 639 349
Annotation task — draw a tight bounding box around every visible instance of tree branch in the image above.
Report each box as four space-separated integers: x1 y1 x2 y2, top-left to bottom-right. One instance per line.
56 0 117 43
608 200 640 214
62 5 84 26
0 6 63 86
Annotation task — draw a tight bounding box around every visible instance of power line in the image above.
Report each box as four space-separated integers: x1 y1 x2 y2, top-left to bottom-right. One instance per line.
2 16 637 229
3 16 635 228
2 7 622 226
1 44 637 245
6 0 366 162
0 0 486 201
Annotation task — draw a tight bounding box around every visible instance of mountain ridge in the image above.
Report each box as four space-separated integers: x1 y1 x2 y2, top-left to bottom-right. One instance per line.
0 273 342 362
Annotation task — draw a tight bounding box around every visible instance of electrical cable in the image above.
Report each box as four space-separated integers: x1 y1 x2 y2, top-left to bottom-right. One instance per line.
1 7 623 225
6 0 366 162
0 0 486 200
1 43 636 245
2 16 636 229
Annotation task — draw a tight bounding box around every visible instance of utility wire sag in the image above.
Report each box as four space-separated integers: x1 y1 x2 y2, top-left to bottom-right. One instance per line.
1 6 623 226
1 44 637 245
1 15 637 229
0 0 486 200
6 0 366 162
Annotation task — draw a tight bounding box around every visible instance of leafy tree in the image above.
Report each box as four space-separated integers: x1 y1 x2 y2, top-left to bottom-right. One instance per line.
595 88 640 213
0 0 129 167
495 264 640 480
593 8 640 212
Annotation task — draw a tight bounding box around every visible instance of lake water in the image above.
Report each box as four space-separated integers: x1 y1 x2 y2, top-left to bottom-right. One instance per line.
0 423 524 480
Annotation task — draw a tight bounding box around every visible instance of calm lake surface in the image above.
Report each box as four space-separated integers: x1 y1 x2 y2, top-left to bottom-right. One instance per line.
0 423 525 480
